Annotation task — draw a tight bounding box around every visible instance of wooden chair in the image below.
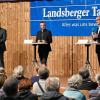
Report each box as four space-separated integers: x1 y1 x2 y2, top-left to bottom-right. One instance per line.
80 90 89 100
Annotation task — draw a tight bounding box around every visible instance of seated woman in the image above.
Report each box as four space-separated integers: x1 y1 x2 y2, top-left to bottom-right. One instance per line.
63 74 86 100
17 78 38 100
12 65 26 81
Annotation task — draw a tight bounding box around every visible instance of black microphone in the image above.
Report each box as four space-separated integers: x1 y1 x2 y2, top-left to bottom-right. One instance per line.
92 27 98 35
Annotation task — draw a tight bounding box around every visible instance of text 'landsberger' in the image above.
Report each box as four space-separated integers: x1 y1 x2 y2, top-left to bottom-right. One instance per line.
43 6 100 19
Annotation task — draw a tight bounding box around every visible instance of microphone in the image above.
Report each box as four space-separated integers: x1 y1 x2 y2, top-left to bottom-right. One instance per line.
92 27 98 35
91 27 98 41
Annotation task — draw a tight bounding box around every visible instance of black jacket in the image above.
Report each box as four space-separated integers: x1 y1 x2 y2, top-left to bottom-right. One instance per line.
36 29 52 53
92 27 100 53
17 90 38 100
40 91 69 100
77 79 98 90
0 95 20 100
0 27 7 52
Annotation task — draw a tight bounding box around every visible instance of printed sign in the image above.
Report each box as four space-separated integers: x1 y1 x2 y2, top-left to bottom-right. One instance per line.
30 0 100 36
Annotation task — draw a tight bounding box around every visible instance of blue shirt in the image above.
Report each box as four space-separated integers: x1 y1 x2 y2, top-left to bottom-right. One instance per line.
63 88 86 100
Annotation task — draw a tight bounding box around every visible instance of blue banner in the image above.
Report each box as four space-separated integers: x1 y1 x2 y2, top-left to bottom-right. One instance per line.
30 0 100 36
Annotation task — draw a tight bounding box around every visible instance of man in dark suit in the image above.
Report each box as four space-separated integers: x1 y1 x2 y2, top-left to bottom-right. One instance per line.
92 16 100 66
0 23 7 67
36 21 52 66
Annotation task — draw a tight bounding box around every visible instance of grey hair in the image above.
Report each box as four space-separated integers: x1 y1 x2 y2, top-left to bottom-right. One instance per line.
13 65 24 77
46 77 60 91
68 74 83 88
95 73 100 84
0 67 5 75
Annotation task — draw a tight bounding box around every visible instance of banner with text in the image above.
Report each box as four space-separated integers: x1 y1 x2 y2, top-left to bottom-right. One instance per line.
30 0 100 36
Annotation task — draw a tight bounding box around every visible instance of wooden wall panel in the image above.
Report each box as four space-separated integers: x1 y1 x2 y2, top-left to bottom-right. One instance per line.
0 2 100 86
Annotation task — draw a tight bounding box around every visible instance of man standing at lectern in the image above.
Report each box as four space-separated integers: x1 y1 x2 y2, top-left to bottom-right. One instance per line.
0 23 7 68
92 16 100 66
36 21 52 66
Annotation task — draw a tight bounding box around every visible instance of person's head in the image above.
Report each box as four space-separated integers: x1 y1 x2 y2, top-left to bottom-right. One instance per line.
40 21 46 30
95 73 100 85
38 66 49 80
68 74 83 89
18 78 33 91
13 65 24 78
46 77 60 92
79 67 90 80
96 16 100 25
3 77 18 96
0 67 5 75
0 74 7 88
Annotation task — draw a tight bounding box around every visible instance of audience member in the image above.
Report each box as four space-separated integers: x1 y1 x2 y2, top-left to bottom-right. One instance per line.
40 77 69 100
17 78 38 100
78 67 98 90
13 65 26 81
63 74 86 100
32 66 49 96
0 76 19 100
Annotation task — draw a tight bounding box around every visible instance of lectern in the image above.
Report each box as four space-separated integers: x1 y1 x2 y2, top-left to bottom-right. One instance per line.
75 40 98 78
32 41 48 64
24 39 47 67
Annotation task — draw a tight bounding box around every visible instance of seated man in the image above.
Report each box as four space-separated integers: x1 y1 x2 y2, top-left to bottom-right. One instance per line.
40 77 69 100
78 67 98 90
0 77 19 100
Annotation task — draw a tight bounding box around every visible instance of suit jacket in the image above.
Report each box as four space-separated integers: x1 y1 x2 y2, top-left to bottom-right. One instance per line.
0 27 7 53
36 29 52 53
92 26 100 53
